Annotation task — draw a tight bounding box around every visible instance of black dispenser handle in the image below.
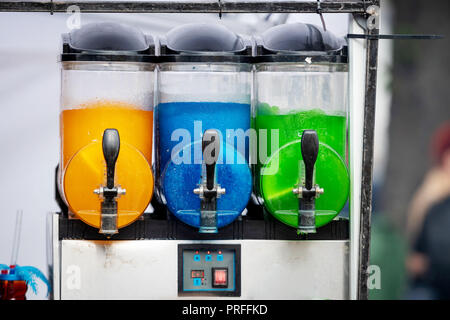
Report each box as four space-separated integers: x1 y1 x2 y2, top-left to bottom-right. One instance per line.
202 129 220 191
301 130 319 190
102 129 120 189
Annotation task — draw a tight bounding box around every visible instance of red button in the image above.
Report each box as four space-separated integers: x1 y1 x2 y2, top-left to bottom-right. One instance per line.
213 268 228 287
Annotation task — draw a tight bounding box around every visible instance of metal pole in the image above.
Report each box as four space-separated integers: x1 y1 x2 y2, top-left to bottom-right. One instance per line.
358 20 379 300
0 1 375 13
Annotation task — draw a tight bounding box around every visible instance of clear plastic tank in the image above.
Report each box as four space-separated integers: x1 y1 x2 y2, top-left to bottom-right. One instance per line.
58 23 156 235
253 23 349 233
156 23 253 233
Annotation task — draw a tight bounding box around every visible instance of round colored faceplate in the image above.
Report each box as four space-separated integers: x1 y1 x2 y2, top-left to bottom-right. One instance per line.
63 141 153 229
260 140 349 228
162 141 252 229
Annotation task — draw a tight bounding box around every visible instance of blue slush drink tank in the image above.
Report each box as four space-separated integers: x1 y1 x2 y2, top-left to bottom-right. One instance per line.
156 23 253 233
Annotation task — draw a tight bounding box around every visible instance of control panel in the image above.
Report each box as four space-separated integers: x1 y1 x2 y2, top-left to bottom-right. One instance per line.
178 244 241 296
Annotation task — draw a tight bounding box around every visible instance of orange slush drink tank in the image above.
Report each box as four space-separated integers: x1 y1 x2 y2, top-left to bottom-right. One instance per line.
60 101 154 230
59 22 157 234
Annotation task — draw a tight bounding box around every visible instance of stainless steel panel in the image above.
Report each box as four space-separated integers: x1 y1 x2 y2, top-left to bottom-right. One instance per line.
58 239 348 300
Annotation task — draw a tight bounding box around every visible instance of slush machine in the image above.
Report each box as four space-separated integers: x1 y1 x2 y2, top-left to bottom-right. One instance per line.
50 16 380 300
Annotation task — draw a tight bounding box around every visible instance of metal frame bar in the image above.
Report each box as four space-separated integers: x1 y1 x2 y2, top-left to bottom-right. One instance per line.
1 0 380 300
348 15 367 300
0 1 377 13
358 24 379 300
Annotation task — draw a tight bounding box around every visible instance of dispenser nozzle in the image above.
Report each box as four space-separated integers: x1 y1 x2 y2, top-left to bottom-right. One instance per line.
193 129 225 233
96 128 122 236
292 130 323 234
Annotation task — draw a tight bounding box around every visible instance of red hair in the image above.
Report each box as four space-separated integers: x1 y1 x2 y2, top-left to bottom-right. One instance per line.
431 121 450 165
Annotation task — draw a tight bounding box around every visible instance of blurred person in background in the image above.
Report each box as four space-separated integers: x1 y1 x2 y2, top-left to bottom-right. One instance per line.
406 122 450 299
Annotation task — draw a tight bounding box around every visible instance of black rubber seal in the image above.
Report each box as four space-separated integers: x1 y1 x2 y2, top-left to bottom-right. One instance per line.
60 53 159 63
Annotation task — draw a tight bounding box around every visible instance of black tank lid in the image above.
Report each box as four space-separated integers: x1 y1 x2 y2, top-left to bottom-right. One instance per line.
61 22 156 63
159 23 252 63
255 23 347 63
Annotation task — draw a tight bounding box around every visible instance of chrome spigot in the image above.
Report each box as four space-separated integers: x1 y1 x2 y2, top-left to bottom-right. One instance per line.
193 129 224 233
94 186 126 197
292 130 323 234
193 184 225 199
93 128 122 236
292 186 324 198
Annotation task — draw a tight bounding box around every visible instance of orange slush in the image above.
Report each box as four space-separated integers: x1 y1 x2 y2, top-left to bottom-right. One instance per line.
60 101 154 229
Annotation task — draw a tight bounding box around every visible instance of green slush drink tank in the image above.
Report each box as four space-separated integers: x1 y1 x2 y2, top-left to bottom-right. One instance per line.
253 23 349 233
